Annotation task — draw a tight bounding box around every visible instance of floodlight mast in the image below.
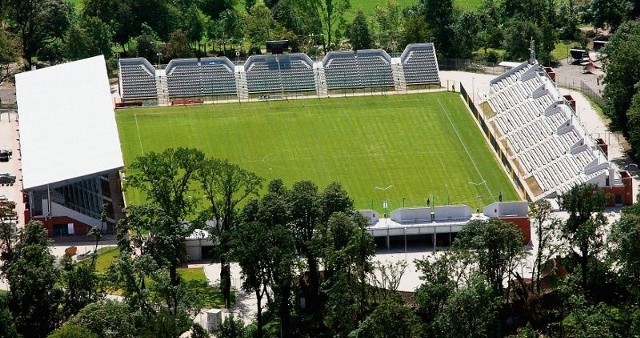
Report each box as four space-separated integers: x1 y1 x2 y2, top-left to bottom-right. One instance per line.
374 185 393 217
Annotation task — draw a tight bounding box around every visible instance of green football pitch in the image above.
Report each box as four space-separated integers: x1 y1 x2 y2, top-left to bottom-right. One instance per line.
116 92 520 213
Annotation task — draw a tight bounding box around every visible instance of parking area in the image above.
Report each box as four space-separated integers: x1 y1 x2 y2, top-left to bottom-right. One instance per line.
0 109 24 228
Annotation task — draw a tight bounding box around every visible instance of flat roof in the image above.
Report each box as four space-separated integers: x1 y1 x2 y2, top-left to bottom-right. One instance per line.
15 55 124 190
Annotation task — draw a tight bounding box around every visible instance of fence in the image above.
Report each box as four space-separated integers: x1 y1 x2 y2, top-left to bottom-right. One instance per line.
459 83 529 201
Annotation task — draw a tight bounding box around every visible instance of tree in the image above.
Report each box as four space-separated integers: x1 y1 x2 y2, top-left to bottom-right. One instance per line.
3 221 62 338
453 218 525 296
400 14 430 48
244 3 280 49
162 30 193 59
560 183 608 296
602 21 640 144
218 313 247 338
67 300 142 338
318 212 375 336
6 0 73 67
288 180 322 304
232 219 272 337
199 0 236 20
135 23 161 62
0 28 19 82
195 158 262 308
347 10 371 50
0 295 18 338
64 16 113 61
82 0 135 51
120 147 205 334
419 0 455 57
315 0 351 52
433 275 502 338
111 205 199 337
183 5 207 52
374 0 403 52
588 0 632 32
60 254 103 320
529 199 560 294
48 323 98 338
609 208 640 298
349 297 421 338
452 12 480 59
502 19 542 62
414 255 457 336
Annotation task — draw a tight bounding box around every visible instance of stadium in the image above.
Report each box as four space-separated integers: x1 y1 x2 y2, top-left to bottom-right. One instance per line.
8 42 632 246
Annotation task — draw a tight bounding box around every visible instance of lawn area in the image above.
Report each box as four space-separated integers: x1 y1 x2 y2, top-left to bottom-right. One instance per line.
93 246 119 273
87 248 226 307
117 92 520 213
346 0 484 20
178 267 228 308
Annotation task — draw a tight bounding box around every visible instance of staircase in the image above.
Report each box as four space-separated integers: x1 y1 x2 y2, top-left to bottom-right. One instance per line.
392 63 407 93
235 71 249 101
156 74 169 105
315 67 328 97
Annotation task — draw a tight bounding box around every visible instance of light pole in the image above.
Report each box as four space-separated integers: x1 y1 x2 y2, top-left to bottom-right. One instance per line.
156 52 162 68
375 185 393 218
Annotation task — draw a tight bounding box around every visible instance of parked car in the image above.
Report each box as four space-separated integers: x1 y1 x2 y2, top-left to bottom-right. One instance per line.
0 150 10 162
0 173 15 184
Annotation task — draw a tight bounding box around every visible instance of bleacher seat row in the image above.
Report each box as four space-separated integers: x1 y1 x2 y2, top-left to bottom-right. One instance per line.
485 60 610 199
118 43 441 100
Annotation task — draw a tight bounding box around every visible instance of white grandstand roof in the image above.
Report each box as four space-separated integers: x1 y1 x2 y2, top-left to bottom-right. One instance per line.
15 55 124 190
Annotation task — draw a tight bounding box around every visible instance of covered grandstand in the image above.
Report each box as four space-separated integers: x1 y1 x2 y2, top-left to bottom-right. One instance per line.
482 58 632 205
15 56 125 237
118 43 441 103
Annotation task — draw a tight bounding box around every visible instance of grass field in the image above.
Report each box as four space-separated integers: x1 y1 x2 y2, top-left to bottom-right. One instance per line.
116 92 519 213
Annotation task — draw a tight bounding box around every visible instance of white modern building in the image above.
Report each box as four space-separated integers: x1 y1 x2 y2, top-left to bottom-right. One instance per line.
15 55 125 236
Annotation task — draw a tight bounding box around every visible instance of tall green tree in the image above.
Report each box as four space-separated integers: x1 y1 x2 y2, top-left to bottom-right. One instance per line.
3 221 62 338
588 0 632 32
59 254 103 320
609 207 640 298
64 16 113 61
374 0 403 52
0 28 19 82
349 297 421 338
315 0 351 52
111 205 199 337
0 295 18 338
414 255 457 336
560 183 608 296
602 20 640 143
318 212 375 336
346 10 372 50
196 158 263 308
529 199 560 294
122 147 205 332
66 300 142 338
6 0 73 67
433 275 502 338
162 29 193 59
419 0 455 57
453 218 525 297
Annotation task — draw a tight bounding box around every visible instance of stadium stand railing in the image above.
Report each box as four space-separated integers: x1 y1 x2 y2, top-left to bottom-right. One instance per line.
119 58 158 101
